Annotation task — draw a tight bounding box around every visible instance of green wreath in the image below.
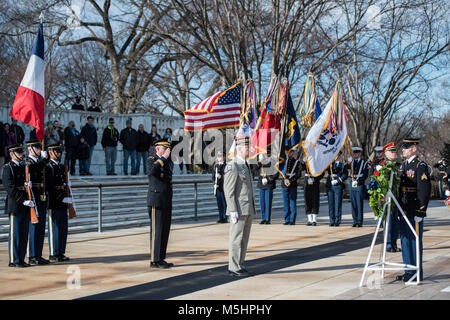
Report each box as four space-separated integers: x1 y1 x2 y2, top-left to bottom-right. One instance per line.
367 161 400 220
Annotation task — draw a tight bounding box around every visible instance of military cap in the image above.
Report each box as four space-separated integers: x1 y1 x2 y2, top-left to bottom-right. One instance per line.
352 147 362 152
26 139 42 147
400 138 420 149
383 142 397 152
7 143 24 153
153 138 170 148
374 146 383 152
47 143 64 152
235 135 250 146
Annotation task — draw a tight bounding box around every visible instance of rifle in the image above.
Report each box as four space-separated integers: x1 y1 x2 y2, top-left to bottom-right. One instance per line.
64 164 77 219
213 164 219 197
25 163 39 224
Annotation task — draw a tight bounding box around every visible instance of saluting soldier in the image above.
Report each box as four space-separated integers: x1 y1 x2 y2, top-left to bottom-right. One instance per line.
46 143 71 262
348 147 368 227
383 142 402 253
396 138 431 282
26 139 50 265
147 138 174 269
3 144 31 267
326 151 348 227
281 150 301 225
212 152 227 223
255 151 278 224
224 136 255 276
301 156 324 226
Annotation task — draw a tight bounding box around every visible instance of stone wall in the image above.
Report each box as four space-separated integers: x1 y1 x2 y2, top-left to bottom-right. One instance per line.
0 106 185 175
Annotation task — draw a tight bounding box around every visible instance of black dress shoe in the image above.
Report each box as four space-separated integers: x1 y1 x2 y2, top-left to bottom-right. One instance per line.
159 260 174 268
335 223 340 227
150 261 170 269
329 223 335 227
352 224 357 227
307 221 313 226
283 222 290 225
29 257 39 265
59 255 70 262
402 273 413 282
49 255 59 263
17 261 30 268
357 224 362 228
396 248 402 252
396 274 406 281
8 263 17 267
266 221 271 224
260 220 266 224
312 222 317 226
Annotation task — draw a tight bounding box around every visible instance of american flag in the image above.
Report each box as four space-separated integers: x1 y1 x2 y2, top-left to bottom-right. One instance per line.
184 82 241 131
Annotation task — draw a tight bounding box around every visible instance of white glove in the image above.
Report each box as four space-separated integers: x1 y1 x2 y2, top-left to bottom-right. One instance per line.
23 200 35 207
331 179 338 185
352 181 358 188
376 165 382 171
348 157 353 162
308 178 314 185
41 151 48 159
446 190 450 197
217 174 221 179
262 178 268 185
62 197 73 204
414 216 423 223
230 212 239 224
25 181 32 188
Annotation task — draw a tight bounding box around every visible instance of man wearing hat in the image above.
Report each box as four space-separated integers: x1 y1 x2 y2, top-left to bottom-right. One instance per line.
212 151 228 223
301 157 324 226
2 144 31 267
46 143 72 262
25 140 50 265
326 151 348 227
147 138 174 269
368 146 384 178
396 138 430 282
255 149 278 224
382 142 402 252
281 149 301 225
224 135 255 276
348 147 368 227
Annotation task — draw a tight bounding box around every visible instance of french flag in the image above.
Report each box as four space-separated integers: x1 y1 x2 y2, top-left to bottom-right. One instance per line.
10 23 45 140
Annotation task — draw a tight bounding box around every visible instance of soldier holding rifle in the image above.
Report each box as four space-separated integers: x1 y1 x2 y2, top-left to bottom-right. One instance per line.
25 139 50 265
2 144 32 267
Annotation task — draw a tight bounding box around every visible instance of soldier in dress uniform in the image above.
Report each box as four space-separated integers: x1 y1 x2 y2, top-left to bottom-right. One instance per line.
224 136 255 277
348 147 368 227
434 159 447 199
383 142 402 253
368 146 384 177
147 138 174 269
46 143 71 262
281 150 301 225
3 144 31 267
396 138 431 282
25 139 50 265
326 151 348 227
255 151 279 224
212 152 227 223
301 156 324 226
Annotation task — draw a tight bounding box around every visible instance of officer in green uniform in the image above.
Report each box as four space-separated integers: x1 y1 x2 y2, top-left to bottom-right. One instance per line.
396 138 431 282
147 138 174 269
224 136 255 277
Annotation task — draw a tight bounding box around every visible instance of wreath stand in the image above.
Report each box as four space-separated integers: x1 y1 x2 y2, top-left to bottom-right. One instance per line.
360 171 420 287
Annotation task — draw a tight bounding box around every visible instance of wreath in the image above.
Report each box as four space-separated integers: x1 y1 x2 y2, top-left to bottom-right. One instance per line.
367 161 400 220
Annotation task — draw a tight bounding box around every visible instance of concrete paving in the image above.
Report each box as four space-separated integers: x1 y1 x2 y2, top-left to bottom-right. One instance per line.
0 199 449 300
